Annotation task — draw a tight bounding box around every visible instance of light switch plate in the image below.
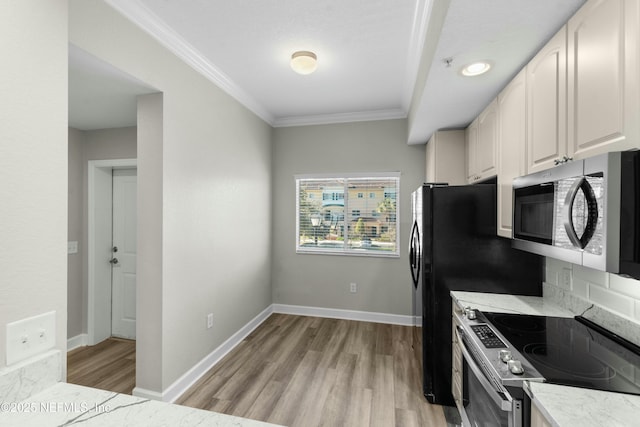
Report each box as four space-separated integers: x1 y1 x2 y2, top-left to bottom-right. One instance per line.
6 311 56 365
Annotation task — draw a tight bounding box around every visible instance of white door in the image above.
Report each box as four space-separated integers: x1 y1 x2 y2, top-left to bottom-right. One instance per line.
111 168 137 339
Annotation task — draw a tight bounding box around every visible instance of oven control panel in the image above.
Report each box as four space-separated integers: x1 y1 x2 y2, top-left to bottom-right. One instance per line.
456 309 545 387
470 324 507 348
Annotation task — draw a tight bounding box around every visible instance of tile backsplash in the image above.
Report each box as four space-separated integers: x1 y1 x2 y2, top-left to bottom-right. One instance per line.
545 257 640 347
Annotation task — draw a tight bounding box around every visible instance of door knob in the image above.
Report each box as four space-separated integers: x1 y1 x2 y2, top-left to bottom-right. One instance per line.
112 246 118 253
110 258 119 265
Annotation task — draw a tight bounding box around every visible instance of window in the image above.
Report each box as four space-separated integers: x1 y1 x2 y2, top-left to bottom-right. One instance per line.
296 173 400 257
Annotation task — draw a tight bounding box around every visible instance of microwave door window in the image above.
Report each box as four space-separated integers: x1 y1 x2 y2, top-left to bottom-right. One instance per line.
514 186 554 244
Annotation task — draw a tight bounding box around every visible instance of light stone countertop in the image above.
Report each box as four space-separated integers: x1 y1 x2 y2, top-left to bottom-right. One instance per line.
525 381 640 427
0 382 283 427
450 291 574 317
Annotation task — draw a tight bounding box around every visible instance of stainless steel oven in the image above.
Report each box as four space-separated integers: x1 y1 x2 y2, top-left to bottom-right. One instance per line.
457 329 521 426
455 306 640 426
454 310 543 427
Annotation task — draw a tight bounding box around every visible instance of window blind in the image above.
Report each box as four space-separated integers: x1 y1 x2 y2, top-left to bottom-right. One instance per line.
296 173 400 257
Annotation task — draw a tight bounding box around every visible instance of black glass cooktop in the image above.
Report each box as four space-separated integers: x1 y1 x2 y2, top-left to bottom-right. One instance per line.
483 312 640 396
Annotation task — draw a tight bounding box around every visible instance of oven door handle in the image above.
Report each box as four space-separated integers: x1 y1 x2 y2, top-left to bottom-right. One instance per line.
456 327 513 412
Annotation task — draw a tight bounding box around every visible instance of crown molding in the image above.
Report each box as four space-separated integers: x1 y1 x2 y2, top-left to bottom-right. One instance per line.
273 108 407 128
402 0 433 110
104 0 275 125
104 0 423 130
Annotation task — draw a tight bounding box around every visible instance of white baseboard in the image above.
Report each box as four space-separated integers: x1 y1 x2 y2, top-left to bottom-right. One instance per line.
133 303 416 403
156 305 274 403
131 387 164 401
67 334 88 351
272 303 415 326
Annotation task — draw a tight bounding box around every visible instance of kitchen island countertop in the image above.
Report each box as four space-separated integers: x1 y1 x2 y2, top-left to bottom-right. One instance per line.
0 382 283 427
450 290 574 317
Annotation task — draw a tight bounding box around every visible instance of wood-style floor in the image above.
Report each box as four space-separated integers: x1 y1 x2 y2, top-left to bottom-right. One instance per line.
67 337 136 395
177 314 449 427
66 315 453 426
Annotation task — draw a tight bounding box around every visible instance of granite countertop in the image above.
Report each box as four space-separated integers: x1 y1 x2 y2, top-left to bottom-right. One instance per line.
525 381 640 427
450 291 574 317
0 382 283 427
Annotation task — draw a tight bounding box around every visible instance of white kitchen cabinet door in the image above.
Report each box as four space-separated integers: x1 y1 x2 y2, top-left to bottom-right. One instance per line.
476 99 498 180
465 118 479 183
497 70 527 238
466 101 497 184
567 0 640 159
451 304 464 413
530 399 553 427
527 26 568 174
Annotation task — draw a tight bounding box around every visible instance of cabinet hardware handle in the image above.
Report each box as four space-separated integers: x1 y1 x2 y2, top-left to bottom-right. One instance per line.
554 156 574 165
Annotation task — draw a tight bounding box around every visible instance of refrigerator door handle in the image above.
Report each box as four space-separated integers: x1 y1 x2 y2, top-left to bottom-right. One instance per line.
409 220 421 287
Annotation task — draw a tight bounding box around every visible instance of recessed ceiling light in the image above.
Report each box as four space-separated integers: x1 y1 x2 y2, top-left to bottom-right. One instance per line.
290 51 317 75
461 61 491 77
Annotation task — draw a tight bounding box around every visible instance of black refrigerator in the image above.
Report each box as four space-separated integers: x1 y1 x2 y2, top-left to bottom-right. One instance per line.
409 183 543 406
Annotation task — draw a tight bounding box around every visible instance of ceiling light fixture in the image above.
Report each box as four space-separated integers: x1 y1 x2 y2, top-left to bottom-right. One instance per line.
291 51 317 75
461 61 491 77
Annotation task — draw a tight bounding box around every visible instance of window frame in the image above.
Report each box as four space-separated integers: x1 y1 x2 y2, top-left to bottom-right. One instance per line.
295 172 400 258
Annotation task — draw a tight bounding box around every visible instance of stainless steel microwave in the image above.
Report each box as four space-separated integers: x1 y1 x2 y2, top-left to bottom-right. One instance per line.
512 151 640 278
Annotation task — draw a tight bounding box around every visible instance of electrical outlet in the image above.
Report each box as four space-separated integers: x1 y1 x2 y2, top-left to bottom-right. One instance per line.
6 311 56 365
207 313 214 329
350 282 357 293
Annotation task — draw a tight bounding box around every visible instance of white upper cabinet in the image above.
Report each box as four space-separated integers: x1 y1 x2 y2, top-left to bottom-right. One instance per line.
497 70 527 238
426 130 466 185
466 100 498 183
477 99 499 177
567 0 640 159
526 26 568 174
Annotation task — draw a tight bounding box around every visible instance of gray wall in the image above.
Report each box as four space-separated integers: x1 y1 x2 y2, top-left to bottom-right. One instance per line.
70 0 273 394
0 0 68 369
272 119 425 316
67 128 84 341
137 93 164 392
67 126 137 341
85 127 137 161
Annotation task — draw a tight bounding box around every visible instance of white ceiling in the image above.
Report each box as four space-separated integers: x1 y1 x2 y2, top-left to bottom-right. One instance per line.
70 0 585 142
